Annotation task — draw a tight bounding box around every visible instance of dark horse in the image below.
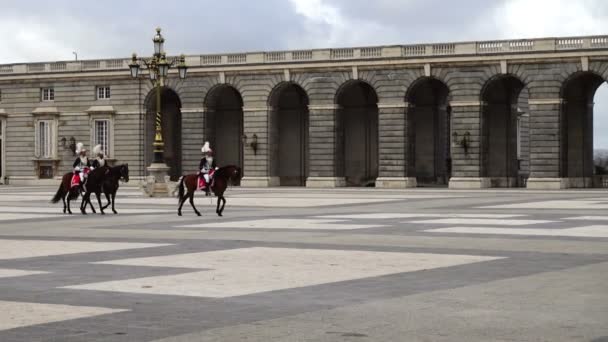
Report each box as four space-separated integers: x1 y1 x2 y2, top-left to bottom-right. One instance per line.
80 164 129 215
51 172 96 214
177 165 241 216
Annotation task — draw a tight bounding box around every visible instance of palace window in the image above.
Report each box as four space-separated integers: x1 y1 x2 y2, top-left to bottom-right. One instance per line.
97 86 111 100
0 89 2 102
93 119 110 156
35 120 55 158
41 88 54 101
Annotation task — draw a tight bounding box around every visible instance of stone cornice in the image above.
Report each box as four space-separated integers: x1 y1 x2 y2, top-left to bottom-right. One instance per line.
86 105 116 115
377 102 408 109
32 107 60 117
449 101 483 107
242 106 269 112
528 99 563 105
308 104 340 111
0 108 6 118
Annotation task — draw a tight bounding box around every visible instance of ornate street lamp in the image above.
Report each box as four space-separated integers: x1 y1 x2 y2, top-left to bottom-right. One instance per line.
129 27 188 196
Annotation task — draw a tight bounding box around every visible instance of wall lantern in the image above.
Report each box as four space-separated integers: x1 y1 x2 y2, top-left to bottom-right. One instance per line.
452 131 471 154
242 134 258 155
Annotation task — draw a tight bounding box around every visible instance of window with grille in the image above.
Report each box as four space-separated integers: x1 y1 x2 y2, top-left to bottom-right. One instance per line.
97 86 111 100
94 119 109 156
41 88 54 101
36 120 53 158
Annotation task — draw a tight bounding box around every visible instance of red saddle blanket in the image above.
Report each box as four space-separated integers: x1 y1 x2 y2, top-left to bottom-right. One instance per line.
71 168 90 188
71 174 80 188
197 169 215 191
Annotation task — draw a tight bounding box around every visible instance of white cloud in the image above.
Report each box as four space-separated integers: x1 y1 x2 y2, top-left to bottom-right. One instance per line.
494 0 608 38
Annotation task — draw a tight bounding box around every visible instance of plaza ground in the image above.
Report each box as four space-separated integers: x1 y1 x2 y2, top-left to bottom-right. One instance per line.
0 186 607 341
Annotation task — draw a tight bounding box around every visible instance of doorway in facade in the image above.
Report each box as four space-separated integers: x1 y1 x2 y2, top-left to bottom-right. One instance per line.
406 78 450 186
269 83 309 186
481 76 528 188
204 85 244 181
337 81 379 187
561 72 608 188
145 87 182 181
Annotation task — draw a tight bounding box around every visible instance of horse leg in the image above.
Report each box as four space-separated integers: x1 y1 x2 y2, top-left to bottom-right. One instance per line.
62 193 67 214
111 191 117 214
96 192 104 215
189 191 201 216
67 192 73 215
219 196 226 217
177 194 185 216
80 193 88 215
89 194 97 214
102 191 111 210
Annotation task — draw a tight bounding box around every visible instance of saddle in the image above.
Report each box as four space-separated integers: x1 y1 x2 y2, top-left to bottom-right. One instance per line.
70 168 90 188
197 169 216 192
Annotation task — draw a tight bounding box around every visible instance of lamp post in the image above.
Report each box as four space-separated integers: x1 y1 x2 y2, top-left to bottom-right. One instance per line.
129 28 188 196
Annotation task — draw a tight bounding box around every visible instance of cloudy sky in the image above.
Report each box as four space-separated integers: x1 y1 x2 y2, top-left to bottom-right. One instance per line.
1 0 608 146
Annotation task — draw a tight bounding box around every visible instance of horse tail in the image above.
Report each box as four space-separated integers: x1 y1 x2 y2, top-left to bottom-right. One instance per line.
177 176 185 202
51 184 65 203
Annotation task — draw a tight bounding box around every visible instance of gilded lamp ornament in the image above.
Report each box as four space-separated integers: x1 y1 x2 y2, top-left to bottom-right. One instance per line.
128 28 188 165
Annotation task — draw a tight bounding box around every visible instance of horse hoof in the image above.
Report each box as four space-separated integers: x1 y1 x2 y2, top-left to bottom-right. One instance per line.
196 212 202 217
100 212 105 215
217 213 223 217
178 212 182 216
113 211 118 215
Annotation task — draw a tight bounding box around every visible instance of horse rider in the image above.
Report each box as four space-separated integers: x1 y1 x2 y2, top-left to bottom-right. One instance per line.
91 144 106 169
199 141 217 195
73 143 91 191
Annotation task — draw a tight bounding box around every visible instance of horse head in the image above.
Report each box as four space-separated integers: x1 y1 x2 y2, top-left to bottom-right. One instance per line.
120 164 130 182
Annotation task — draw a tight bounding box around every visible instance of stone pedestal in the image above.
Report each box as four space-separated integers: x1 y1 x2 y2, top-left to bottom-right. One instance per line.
526 178 568 190
240 176 280 187
306 177 346 188
375 177 418 189
449 177 490 189
142 163 173 197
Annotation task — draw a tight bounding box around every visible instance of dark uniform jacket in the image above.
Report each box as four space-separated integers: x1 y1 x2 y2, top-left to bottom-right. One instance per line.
199 158 217 172
73 157 90 169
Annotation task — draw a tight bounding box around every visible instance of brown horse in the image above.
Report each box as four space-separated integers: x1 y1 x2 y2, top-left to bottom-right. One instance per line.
177 165 241 216
51 172 96 214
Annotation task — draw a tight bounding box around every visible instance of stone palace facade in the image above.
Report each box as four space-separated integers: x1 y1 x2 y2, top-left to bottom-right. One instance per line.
0 35 607 189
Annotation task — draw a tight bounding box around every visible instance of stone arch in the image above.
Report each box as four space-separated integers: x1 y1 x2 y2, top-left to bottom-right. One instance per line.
480 74 527 187
144 86 183 180
405 77 451 186
335 80 379 186
267 82 310 186
203 84 244 175
559 71 607 187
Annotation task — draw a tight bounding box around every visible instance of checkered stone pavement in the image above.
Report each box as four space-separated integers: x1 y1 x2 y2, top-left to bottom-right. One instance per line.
0 186 607 341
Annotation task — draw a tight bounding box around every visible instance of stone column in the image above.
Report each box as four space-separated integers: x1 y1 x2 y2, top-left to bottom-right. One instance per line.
375 102 417 188
448 101 489 188
180 107 205 174
526 99 567 189
306 104 345 187
240 106 279 187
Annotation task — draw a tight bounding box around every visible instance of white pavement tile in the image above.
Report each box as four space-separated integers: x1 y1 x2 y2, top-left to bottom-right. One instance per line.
64 247 503 298
424 226 608 238
481 200 608 210
410 218 556 226
317 213 525 220
0 269 49 278
177 219 384 230
0 213 58 221
0 300 127 331
563 216 608 221
0 206 174 215
0 240 171 260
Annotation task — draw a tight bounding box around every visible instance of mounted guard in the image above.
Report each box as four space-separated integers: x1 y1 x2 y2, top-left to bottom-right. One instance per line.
72 143 91 190
198 141 217 195
91 144 106 169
